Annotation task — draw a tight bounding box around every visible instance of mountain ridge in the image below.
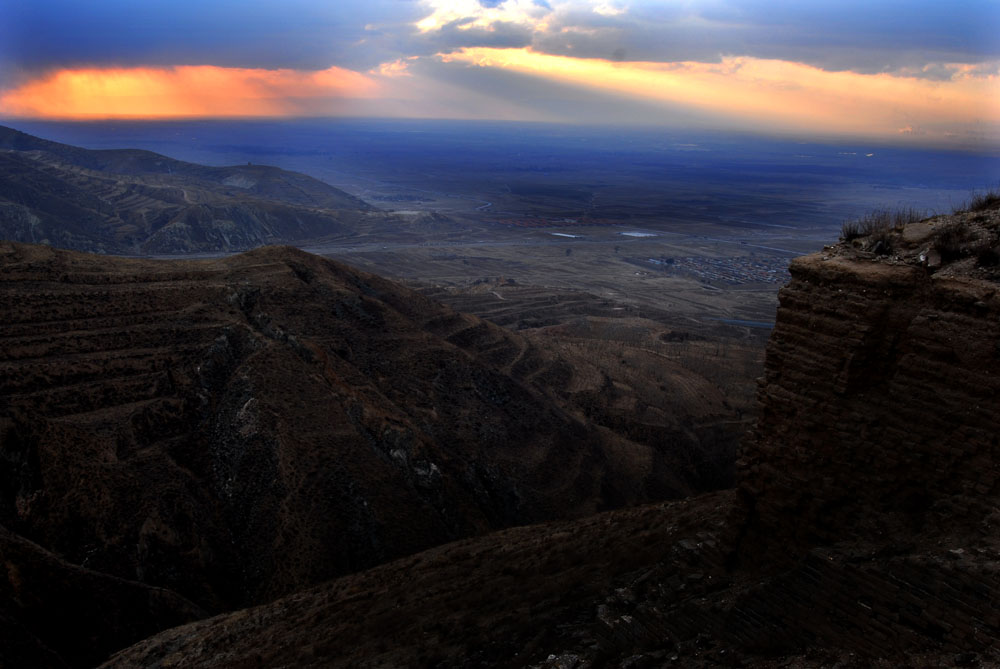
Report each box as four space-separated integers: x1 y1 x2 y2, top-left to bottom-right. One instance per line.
0 125 373 254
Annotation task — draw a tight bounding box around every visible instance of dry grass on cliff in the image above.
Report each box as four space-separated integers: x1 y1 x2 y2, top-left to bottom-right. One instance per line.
954 186 1000 214
934 220 988 263
935 188 1000 267
840 207 925 240
840 207 925 255
832 191 1000 278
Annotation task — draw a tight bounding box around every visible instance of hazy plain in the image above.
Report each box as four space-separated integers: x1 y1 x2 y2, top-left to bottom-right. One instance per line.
7 118 998 329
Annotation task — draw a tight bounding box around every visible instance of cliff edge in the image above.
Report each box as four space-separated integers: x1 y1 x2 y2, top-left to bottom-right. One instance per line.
744 200 1000 555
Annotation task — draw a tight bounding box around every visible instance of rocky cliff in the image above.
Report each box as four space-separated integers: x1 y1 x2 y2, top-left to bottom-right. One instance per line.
100 203 1000 667
726 202 1000 662
743 243 1000 556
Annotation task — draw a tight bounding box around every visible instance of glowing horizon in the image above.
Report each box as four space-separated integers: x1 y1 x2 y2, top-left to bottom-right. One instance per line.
0 65 380 119
2 53 996 148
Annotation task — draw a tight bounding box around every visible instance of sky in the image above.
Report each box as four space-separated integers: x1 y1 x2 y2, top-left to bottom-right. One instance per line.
0 0 998 147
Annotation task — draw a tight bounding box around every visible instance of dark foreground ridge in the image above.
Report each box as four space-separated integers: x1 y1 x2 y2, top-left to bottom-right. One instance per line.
0 241 731 667
100 205 1000 668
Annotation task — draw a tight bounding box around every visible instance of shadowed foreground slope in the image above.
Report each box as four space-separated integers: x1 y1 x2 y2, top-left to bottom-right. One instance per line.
104 206 1000 668
0 241 723 666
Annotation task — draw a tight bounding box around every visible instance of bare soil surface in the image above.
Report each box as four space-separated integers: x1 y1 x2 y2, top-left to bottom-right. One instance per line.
0 240 743 666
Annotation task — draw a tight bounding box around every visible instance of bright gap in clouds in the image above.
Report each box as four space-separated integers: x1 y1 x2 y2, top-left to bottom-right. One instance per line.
438 47 1000 143
415 0 549 33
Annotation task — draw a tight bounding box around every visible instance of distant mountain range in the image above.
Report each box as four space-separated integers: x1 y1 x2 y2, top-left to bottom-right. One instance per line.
0 125 373 254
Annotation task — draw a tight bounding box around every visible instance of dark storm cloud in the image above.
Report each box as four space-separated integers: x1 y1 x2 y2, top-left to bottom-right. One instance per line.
0 0 424 75
428 19 534 51
526 1 1000 75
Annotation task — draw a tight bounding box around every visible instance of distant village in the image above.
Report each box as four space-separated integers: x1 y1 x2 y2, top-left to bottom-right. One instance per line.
647 254 791 285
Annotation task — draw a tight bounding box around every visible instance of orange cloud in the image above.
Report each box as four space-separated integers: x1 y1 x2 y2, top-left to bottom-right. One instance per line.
440 47 1000 142
371 58 415 78
0 65 380 119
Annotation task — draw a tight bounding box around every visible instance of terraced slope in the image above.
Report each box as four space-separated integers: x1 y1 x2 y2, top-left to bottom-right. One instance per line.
0 241 729 666
417 278 765 474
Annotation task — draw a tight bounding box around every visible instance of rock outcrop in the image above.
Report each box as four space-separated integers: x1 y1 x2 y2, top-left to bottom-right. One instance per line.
101 204 1000 667
743 251 1000 555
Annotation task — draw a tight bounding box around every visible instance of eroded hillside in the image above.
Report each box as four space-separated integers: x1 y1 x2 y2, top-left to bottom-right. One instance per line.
101 204 1000 668
0 241 740 666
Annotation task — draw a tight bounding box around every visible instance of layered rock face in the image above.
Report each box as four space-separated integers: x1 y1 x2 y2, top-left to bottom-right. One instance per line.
728 240 1000 660
743 252 1000 553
